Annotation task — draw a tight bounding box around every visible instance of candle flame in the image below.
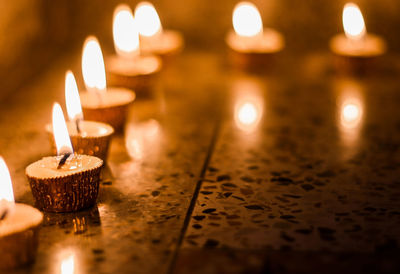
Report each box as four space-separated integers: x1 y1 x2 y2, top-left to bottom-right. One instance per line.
135 2 162 37
82 36 107 93
232 2 263 37
342 3 366 40
0 157 14 203
52 103 73 155
113 4 140 58
65 71 83 122
61 254 75 274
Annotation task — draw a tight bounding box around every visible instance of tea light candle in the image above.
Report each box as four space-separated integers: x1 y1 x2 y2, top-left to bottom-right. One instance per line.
134 2 184 58
46 71 114 161
26 103 103 213
81 36 136 131
226 1 284 68
0 157 43 269
106 4 162 92
330 3 386 70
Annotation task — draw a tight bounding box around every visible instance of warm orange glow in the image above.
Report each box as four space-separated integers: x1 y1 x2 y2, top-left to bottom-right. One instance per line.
342 3 366 40
235 100 262 132
82 36 107 93
52 103 73 155
134 2 162 37
65 71 83 122
336 79 365 153
232 2 263 37
238 103 258 125
126 119 161 160
0 157 15 203
113 4 140 58
340 101 362 129
60 254 75 274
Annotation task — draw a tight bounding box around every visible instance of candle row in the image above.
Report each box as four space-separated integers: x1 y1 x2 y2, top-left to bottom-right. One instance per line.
0 0 387 270
0 2 181 269
227 1 386 68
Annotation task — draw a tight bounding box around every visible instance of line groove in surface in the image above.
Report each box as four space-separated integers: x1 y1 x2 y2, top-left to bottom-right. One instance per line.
167 118 221 274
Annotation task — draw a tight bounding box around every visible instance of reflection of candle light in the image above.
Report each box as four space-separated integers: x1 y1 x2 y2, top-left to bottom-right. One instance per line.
336 79 364 150
235 100 262 133
113 4 140 58
135 2 162 37
233 77 264 133
232 2 263 37
238 102 258 125
343 3 366 41
341 102 362 129
125 119 161 160
82 37 107 94
73 217 87 234
61 254 75 274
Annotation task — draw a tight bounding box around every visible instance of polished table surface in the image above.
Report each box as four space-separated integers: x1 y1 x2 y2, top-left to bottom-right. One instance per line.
1 48 400 274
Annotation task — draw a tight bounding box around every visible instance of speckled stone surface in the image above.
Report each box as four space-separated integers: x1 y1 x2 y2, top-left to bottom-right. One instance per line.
0 52 218 274
1 48 400 274
175 54 400 273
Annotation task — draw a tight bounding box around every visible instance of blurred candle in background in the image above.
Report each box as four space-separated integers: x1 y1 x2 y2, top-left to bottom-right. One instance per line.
342 3 366 42
106 4 162 94
232 2 263 46
226 1 284 68
135 2 162 39
113 4 140 59
80 36 135 131
134 1 184 58
329 2 386 72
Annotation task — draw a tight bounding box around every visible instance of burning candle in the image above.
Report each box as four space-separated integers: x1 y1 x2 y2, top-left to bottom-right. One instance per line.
106 4 162 93
26 103 104 212
46 71 114 161
226 1 284 68
134 1 184 58
0 157 43 269
80 36 136 131
330 3 386 71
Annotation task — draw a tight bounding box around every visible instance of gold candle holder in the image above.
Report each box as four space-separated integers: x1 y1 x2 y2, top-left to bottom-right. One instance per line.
0 158 43 269
26 154 103 213
105 55 161 93
0 204 43 269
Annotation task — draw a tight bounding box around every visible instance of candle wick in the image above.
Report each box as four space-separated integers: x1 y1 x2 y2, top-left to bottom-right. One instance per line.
57 153 72 169
76 118 81 134
0 209 8 221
